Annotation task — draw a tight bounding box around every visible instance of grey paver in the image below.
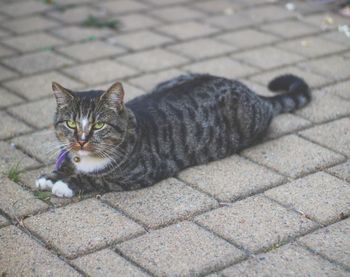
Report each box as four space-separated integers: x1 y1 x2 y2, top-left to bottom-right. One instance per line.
298 55 350 81
326 160 350 182
169 38 236 60
0 64 17 81
157 21 219 40
0 178 48 218
0 215 9 228
242 134 345 178
232 46 304 70
3 51 73 74
0 226 80 277
110 30 173 51
8 98 56 128
103 178 218 228
0 141 39 171
19 165 54 191
179 156 285 202
324 80 350 100
57 40 126 61
144 0 187 5
72 249 150 277
117 221 244 277
221 243 348 277
11 129 57 164
117 14 161 31
63 60 138 85
300 118 350 156
321 31 350 45
0 111 32 139
117 48 189 71
259 20 319 38
195 195 316 252
216 29 279 49
183 57 259 79
3 71 82 100
24 199 144 258
205 12 260 31
2 15 60 34
265 172 350 224
299 218 350 267
192 0 240 14
51 26 113 42
301 13 350 30
2 32 65 52
277 37 346 58
48 6 103 24
0 44 16 58
98 0 147 14
1 0 49 16
149 6 204 22
295 90 350 123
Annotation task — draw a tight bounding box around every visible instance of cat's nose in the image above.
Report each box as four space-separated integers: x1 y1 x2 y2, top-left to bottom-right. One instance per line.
77 140 87 148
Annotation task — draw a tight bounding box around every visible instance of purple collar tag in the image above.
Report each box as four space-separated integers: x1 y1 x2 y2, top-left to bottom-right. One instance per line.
56 149 68 170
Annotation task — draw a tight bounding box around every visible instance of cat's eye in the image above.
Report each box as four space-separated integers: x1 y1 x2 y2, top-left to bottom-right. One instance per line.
66 120 77 129
94 122 105 130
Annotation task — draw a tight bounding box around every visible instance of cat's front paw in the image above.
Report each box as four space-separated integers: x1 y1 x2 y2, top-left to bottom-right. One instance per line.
52 180 74 198
35 176 54 190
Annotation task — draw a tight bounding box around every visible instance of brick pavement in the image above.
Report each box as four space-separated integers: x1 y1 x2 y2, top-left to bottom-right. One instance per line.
0 0 349 276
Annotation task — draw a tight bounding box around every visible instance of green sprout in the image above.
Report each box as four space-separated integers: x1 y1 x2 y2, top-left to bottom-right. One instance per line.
81 16 120 29
6 162 21 183
34 191 51 202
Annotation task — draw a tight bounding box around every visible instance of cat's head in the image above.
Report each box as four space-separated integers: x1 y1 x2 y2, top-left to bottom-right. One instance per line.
52 82 128 158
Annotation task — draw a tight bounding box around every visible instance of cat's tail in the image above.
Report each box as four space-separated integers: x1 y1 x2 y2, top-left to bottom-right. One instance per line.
262 74 311 116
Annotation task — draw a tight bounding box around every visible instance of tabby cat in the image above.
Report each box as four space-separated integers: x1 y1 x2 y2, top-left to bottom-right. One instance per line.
36 74 310 197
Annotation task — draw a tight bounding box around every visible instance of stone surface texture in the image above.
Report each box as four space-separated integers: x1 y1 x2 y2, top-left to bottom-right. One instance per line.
1 0 349 275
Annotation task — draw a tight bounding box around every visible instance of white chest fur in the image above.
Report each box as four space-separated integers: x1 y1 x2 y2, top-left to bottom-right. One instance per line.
73 151 110 173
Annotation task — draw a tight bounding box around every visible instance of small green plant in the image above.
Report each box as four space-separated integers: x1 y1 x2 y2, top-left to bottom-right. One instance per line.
81 16 119 29
34 191 51 202
6 162 21 182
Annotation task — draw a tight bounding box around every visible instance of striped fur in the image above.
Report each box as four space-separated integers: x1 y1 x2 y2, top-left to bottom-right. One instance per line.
37 74 310 196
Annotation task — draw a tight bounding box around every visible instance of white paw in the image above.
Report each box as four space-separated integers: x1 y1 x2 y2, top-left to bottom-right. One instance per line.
35 177 54 190
52 181 74 198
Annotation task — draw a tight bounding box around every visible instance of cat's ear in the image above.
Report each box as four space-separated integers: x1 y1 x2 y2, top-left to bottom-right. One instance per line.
52 82 74 108
102 82 125 112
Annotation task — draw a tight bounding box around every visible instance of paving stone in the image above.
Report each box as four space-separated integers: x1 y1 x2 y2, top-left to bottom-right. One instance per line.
51 26 113 42
0 27 11 38
301 13 350 31
0 215 9 228
3 51 73 74
110 30 173 50
0 226 80 277
117 48 188 71
19 165 54 191
300 118 350 156
321 31 350 45
0 64 17 81
98 0 147 14
2 15 60 34
326 160 350 182
295 90 350 123
3 71 82 100
1 0 49 16
241 79 273 97
0 178 48 218
0 111 31 139
266 113 312 139
24 199 144 258
0 141 39 171
265 172 350 224
103 178 218 228
221 243 348 277
149 6 204 22
0 44 15 57
63 60 138 85
128 68 184 91
57 40 125 61
48 6 104 24
157 21 219 40
195 196 316 252
259 20 319 38
144 0 187 5
232 46 304 70
192 0 240 14
2 32 65 52
8 98 56 128
169 38 236 60
179 156 285 202
250 65 332 88
277 37 346 58
72 249 150 277
249 5 296 22
242 134 345 178
298 55 350 81
183 57 259 79
205 12 260 31
0 87 23 108
216 29 279 49
117 14 161 31
11 129 57 164
117 221 244 277
299 218 350 267
324 80 350 100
